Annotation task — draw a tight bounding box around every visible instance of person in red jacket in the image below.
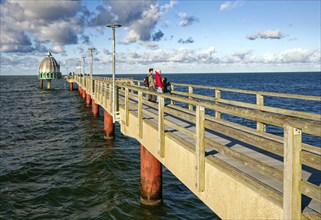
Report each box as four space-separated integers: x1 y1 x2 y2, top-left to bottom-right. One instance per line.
155 69 163 103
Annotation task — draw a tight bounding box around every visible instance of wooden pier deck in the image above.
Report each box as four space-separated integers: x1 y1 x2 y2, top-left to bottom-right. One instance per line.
67 75 321 219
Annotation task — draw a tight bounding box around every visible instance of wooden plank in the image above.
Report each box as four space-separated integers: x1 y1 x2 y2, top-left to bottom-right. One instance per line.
196 105 205 192
109 84 112 112
205 137 284 182
138 91 143 139
301 151 321 171
302 212 321 220
218 98 321 121
171 82 321 101
215 89 221 119
301 180 321 203
158 97 165 158
283 125 302 220
125 88 129 126
188 86 193 111
256 94 266 131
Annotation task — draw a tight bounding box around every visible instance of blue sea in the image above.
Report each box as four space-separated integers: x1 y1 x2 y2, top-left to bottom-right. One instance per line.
0 72 320 219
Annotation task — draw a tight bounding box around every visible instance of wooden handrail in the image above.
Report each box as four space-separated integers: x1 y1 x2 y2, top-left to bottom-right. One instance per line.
115 83 321 137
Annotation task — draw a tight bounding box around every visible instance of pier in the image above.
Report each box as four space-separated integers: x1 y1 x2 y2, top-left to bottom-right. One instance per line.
66 75 321 219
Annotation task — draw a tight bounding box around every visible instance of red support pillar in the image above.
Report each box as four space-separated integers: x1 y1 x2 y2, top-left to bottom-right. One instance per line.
92 100 99 116
39 80 43 89
104 110 114 139
140 144 162 206
86 94 91 106
69 82 73 91
82 89 86 99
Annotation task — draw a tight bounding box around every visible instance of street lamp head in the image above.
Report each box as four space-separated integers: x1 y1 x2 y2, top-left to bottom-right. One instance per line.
106 23 122 28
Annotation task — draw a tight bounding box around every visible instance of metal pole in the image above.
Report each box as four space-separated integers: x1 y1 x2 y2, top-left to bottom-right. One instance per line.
82 56 86 75
107 23 121 123
88 48 95 96
112 26 116 122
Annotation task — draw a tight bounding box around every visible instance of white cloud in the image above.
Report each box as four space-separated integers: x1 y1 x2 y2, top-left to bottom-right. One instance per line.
0 0 85 53
247 30 284 40
18 0 80 20
220 0 243 12
161 0 177 12
178 12 199 27
123 4 162 44
0 0 175 53
272 48 320 64
113 47 320 68
91 0 175 44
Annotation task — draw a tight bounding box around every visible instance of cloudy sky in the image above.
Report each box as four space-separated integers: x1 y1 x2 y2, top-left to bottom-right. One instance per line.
0 0 320 75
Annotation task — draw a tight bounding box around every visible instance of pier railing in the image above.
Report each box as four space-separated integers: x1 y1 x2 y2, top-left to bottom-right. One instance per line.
70 75 321 219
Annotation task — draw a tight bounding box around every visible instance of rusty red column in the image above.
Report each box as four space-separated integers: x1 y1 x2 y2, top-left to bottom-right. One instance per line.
82 89 86 99
69 82 73 91
92 100 99 116
86 94 91 106
103 110 114 139
40 80 43 89
140 144 162 206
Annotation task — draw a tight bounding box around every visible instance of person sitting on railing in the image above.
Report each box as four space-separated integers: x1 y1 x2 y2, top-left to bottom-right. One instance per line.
155 69 163 103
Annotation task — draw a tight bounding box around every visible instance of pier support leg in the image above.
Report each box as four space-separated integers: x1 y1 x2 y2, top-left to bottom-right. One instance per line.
104 110 114 139
47 80 51 90
92 100 99 116
40 80 43 89
69 82 73 91
140 144 162 206
86 94 91 107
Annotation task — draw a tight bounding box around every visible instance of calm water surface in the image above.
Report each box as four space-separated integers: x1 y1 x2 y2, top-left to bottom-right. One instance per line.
0 72 320 219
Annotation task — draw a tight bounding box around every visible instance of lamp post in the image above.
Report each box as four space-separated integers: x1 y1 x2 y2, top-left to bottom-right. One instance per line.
82 56 86 74
106 23 121 123
88 48 95 96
